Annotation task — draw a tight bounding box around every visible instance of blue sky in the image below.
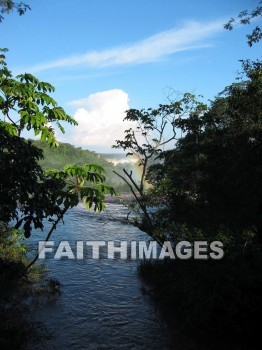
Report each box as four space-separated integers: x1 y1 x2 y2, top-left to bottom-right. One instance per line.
1 0 261 152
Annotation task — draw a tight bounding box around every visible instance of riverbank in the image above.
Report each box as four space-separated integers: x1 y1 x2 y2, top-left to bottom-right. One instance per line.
105 192 135 204
0 227 61 350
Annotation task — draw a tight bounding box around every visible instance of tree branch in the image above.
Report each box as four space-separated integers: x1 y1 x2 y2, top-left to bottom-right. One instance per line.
113 170 140 203
25 208 67 271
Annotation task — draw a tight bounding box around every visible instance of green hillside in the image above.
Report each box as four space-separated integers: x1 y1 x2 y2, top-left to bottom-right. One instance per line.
30 140 130 192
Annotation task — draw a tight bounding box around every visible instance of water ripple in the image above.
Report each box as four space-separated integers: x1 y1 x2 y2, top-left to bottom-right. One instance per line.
28 204 173 349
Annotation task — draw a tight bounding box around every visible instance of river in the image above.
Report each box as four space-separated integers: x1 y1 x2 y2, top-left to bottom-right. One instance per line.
28 203 173 349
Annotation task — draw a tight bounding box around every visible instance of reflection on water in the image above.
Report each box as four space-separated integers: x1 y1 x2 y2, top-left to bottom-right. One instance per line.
28 203 173 349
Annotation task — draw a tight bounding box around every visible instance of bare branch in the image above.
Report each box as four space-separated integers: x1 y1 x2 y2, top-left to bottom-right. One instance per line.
113 170 140 203
123 168 141 193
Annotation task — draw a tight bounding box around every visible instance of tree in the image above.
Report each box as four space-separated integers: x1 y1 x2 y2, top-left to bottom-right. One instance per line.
0 0 30 22
0 50 115 267
112 94 207 243
146 61 262 244
224 0 262 46
0 48 77 146
137 62 262 349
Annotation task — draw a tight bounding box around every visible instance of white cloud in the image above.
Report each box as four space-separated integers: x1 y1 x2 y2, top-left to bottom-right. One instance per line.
66 89 131 151
27 20 223 73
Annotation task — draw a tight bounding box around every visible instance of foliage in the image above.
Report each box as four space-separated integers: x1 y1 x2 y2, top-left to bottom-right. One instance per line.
0 50 115 246
134 52 262 350
224 0 262 46
0 125 115 238
0 48 77 146
0 46 116 346
0 224 59 350
113 94 207 243
47 164 115 213
31 139 130 191
0 127 44 225
147 60 262 245
0 0 30 22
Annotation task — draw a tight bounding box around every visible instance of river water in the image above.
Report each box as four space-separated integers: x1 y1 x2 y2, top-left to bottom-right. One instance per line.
28 203 173 350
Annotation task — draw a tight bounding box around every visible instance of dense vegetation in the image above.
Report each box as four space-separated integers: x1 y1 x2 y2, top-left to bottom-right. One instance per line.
113 60 262 349
136 61 262 349
0 224 61 349
31 140 131 192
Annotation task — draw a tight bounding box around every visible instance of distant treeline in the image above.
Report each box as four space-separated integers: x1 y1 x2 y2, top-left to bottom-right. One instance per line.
30 140 132 192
